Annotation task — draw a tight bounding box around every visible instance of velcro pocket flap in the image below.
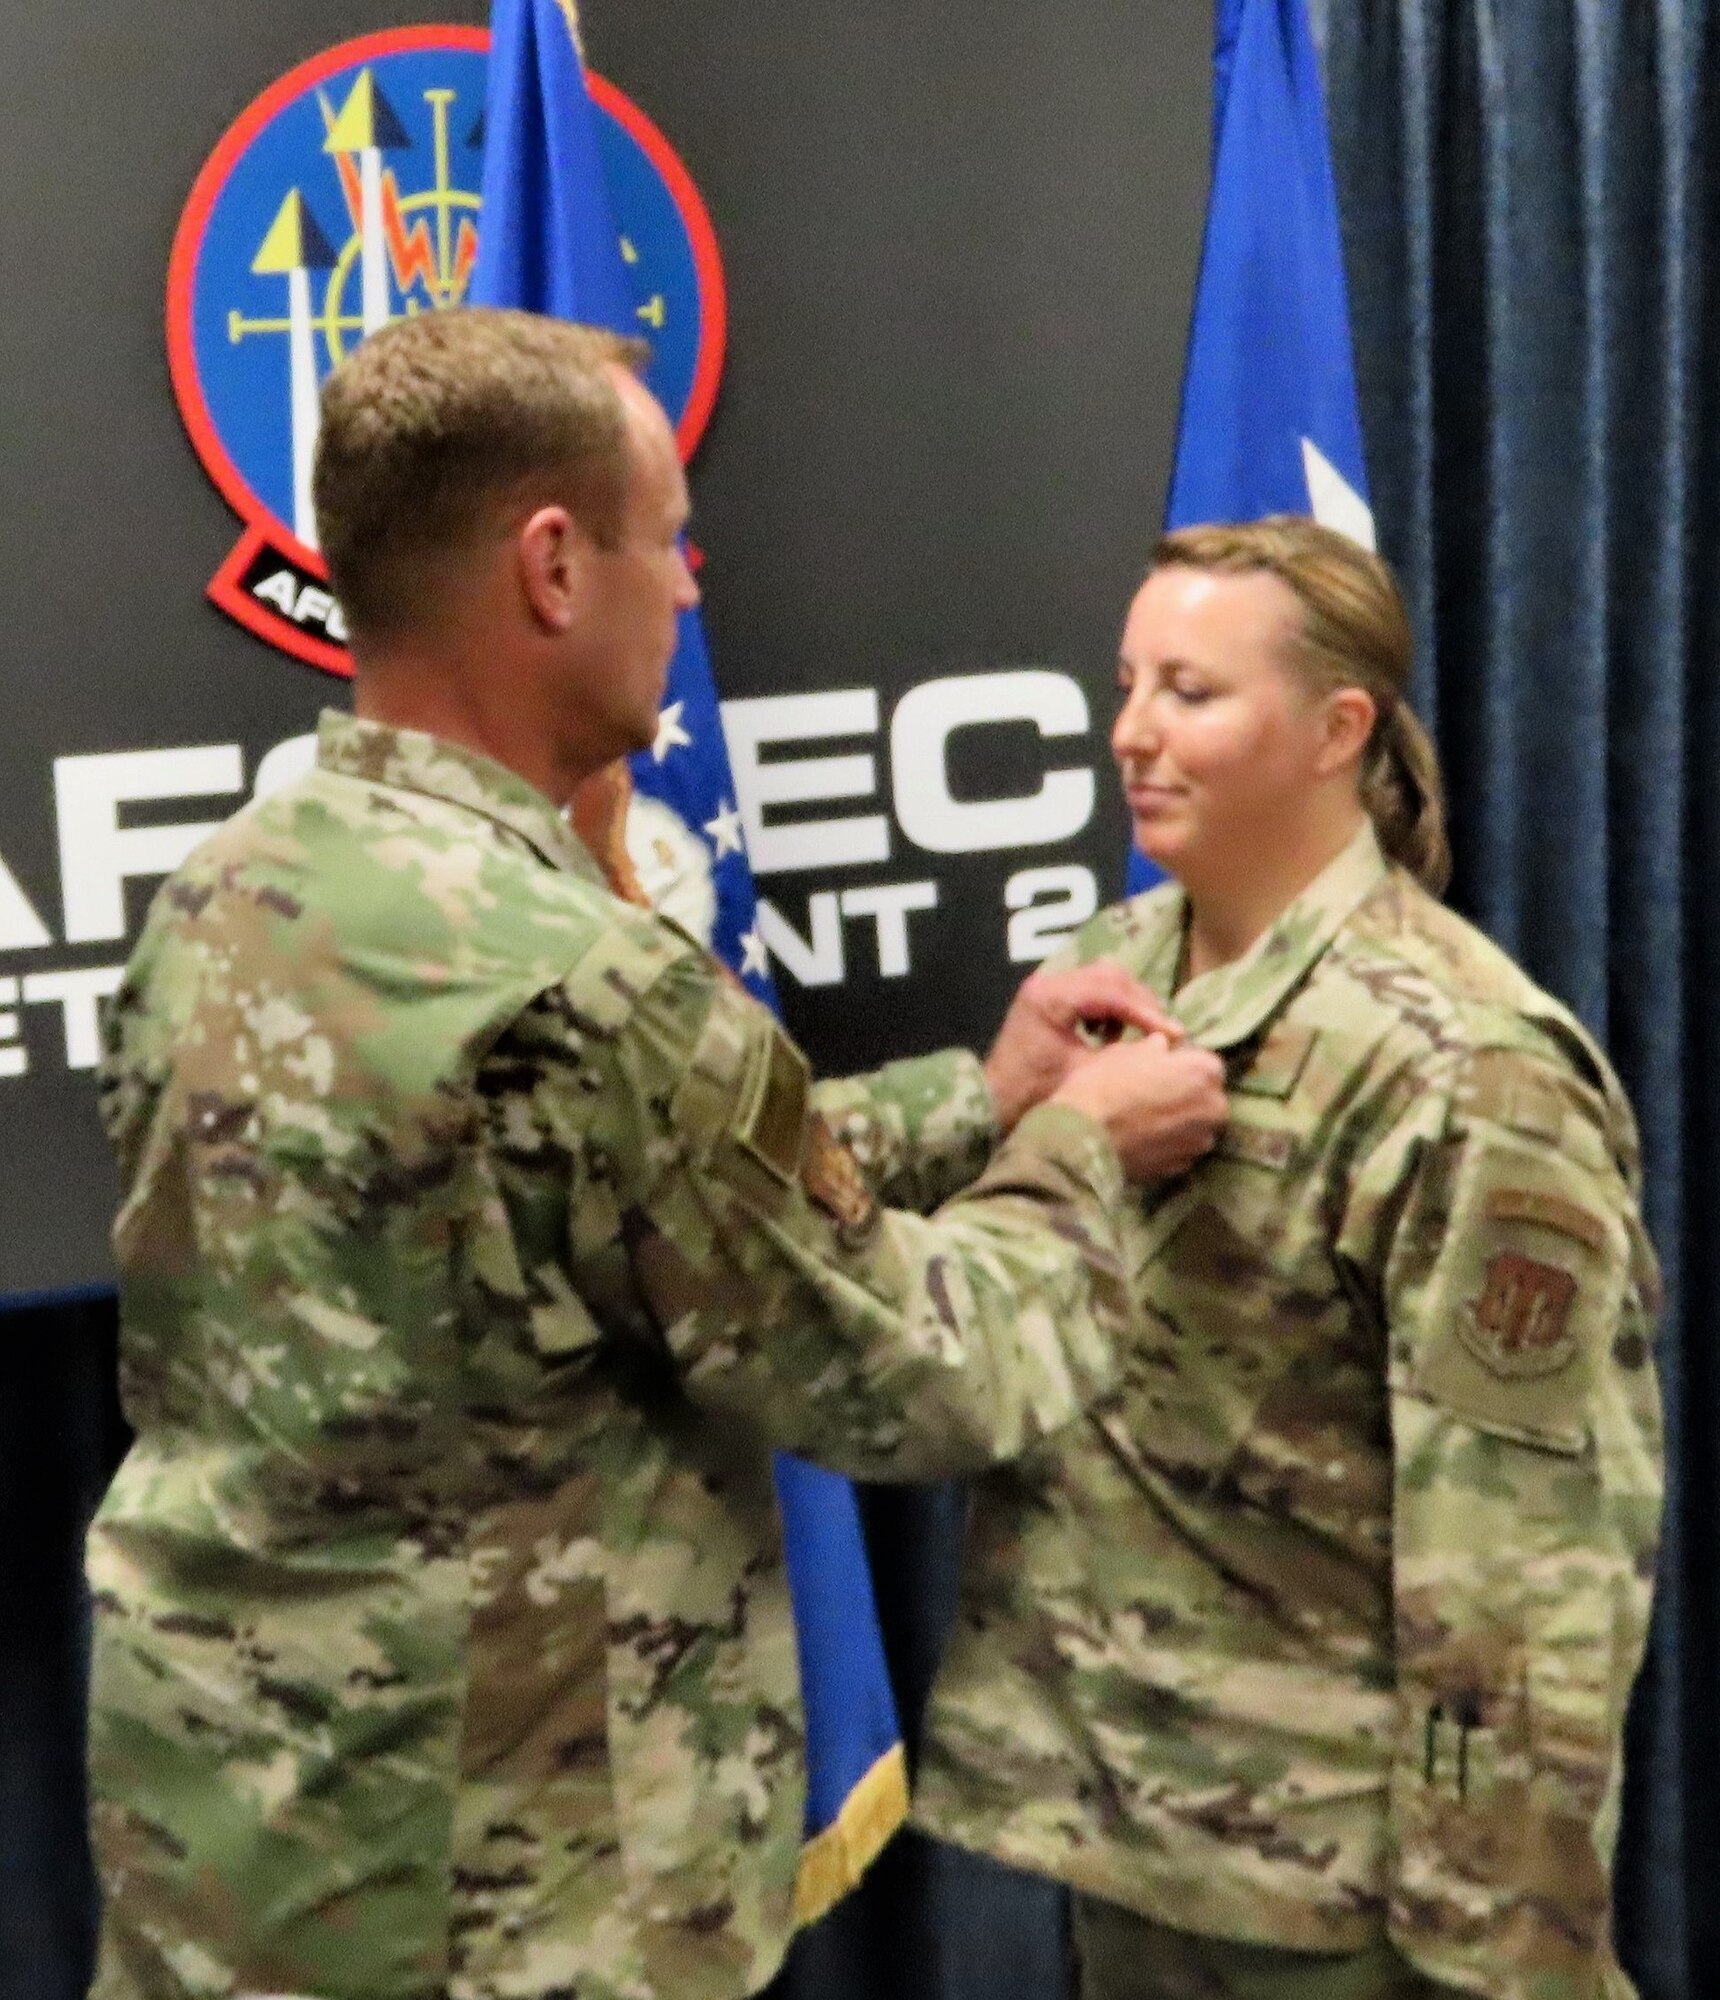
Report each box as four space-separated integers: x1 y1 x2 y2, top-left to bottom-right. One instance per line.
1230 1024 1318 1101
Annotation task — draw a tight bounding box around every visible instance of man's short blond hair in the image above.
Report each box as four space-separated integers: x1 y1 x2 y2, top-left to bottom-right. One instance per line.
312 307 651 638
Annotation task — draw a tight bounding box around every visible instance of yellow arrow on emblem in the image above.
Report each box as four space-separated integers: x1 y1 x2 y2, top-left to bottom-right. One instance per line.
323 69 408 154
324 69 382 154
252 191 312 275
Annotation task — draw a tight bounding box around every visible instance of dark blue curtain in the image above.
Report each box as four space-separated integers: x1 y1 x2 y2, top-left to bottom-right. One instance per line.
6 7 1718 1999
1321 7 1720 1996
0 1305 125 1998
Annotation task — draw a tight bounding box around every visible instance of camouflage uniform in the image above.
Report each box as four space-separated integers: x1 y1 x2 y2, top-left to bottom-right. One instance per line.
88 713 1134 2000
1069 1898 1450 1999
913 823 1663 2000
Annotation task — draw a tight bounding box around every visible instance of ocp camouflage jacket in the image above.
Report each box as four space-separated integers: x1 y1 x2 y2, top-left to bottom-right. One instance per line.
914 823 1663 2000
87 713 1132 2000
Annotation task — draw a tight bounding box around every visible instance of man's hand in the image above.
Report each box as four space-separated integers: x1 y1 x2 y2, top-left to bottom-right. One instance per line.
1050 1034 1228 1182
984 963 1186 1136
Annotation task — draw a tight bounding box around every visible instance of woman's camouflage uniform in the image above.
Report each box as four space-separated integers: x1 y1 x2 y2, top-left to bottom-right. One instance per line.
914 824 1663 2000
87 714 1135 2000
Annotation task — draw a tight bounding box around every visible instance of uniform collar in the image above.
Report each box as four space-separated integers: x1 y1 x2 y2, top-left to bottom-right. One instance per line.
1150 820 1388 1051
315 711 605 886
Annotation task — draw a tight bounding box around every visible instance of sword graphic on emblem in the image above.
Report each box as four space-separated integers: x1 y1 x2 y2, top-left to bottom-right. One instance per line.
246 191 336 548
322 69 410 336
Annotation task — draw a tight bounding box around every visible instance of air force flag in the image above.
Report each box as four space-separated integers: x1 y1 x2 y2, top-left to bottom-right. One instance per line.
1129 0 1374 892
471 0 907 1924
1169 0 1373 543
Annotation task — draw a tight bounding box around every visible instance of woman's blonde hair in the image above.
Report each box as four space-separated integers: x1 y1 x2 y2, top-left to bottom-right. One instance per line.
1148 515 1451 896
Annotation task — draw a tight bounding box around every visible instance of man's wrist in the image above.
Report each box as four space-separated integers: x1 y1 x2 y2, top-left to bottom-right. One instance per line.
999 1101 1126 1209
980 1053 1026 1137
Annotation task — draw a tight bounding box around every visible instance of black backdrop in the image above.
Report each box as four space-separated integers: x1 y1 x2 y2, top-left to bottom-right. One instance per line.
10 4 1716 1999
0 0 1209 1991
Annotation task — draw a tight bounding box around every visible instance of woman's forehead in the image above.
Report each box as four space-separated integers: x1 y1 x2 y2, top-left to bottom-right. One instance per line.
1123 564 1302 661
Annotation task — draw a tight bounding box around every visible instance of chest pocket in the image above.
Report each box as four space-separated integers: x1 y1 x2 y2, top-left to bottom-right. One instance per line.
1227 1022 1318 1098
1104 1024 1349 1489
1192 1019 1315 1170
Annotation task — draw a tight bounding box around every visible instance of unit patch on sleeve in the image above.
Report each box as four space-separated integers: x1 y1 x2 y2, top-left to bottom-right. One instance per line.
802 1113 880 1244
1458 1250 1579 1379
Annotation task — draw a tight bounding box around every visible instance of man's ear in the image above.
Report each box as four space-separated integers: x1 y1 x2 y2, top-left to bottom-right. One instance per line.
516 504 591 633
1318 686 1377 778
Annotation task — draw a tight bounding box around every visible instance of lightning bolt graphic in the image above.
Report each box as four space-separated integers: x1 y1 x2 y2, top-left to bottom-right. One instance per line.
378 173 440 296
319 90 442 301
452 218 479 297
327 151 439 296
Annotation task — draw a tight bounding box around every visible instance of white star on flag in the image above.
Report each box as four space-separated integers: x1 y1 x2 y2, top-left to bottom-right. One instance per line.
1300 438 1376 551
738 926 769 978
703 799 745 858
652 701 692 763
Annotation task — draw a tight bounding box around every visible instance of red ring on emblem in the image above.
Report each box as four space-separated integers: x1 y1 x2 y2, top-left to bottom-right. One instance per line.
165 24 726 675
585 73 727 463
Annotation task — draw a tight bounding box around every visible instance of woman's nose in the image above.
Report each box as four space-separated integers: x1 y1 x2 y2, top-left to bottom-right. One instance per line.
1112 687 1160 762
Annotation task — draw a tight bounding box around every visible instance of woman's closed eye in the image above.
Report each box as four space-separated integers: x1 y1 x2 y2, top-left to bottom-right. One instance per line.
1168 675 1216 706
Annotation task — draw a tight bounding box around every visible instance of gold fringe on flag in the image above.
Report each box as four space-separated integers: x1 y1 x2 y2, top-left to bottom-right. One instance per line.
791 1743 910 1927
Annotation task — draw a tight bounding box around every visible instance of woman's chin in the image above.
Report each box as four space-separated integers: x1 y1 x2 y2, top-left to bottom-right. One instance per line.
1130 821 1186 872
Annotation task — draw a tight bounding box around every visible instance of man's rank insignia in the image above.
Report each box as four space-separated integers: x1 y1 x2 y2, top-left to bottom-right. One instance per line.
802 1113 879 1244
1460 1250 1579 1378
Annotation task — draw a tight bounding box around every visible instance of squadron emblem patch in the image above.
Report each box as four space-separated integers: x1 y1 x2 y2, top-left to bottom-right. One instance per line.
165 25 725 675
1460 1250 1579 1379
803 1115 881 1244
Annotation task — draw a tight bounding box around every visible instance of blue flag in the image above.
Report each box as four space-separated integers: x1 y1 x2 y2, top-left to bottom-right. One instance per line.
471 0 905 1921
1134 0 1374 890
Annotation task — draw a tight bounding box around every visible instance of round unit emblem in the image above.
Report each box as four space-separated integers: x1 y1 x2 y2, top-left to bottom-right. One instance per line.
166 24 725 674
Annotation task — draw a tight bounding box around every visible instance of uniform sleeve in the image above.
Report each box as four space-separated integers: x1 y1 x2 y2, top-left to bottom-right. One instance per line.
810 1048 999 1214
523 932 1131 1483
1345 1047 1664 1999
804 894 1168 1220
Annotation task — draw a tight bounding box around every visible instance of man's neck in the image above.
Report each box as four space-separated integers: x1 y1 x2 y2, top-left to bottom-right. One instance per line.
1182 803 1366 983
351 645 594 808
